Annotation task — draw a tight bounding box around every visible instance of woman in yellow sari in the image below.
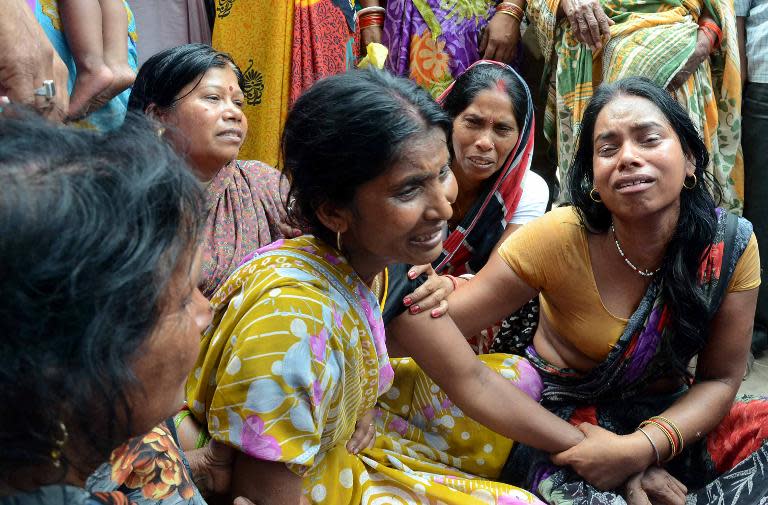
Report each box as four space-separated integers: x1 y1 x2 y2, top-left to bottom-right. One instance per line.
185 69 587 504
211 0 383 168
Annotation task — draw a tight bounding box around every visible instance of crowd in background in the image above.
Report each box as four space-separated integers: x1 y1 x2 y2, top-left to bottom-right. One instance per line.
1 0 768 504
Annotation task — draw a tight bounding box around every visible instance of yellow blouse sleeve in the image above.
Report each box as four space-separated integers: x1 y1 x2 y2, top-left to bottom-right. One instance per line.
497 206 583 291
728 233 761 292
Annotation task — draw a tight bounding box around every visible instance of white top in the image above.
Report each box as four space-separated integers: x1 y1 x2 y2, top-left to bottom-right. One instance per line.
510 171 550 225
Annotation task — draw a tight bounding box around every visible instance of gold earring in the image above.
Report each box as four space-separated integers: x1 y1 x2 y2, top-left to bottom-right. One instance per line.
589 188 602 203
683 173 697 190
50 421 68 468
336 230 343 252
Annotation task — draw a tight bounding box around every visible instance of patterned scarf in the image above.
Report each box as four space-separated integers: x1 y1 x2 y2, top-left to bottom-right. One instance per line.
433 60 535 275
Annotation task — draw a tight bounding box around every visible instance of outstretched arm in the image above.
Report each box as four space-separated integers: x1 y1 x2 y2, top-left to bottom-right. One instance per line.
388 306 583 453
388 251 583 452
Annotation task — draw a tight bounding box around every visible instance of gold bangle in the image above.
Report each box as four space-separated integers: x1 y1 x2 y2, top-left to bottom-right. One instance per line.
640 420 676 461
651 416 685 453
497 9 523 22
498 2 525 16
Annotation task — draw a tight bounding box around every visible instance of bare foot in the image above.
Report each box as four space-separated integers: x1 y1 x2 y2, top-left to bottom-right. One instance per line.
71 62 135 120
68 64 113 119
95 60 135 104
105 61 136 97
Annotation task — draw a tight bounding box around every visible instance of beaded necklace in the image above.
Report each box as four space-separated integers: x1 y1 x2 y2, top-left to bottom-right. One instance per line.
611 225 661 277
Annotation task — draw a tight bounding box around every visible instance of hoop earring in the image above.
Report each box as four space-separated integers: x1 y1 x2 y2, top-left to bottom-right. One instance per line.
589 188 602 203
683 173 697 190
336 230 343 252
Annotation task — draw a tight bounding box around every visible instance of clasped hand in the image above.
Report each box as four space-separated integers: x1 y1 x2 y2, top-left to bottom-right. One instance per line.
551 423 686 504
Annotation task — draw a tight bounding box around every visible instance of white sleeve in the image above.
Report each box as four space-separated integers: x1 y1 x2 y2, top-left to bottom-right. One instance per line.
509 171 549 225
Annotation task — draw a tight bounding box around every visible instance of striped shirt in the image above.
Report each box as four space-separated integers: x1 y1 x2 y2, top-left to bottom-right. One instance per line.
736 0 768 83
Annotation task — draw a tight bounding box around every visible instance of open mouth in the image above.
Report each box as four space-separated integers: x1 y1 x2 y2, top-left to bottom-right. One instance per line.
615 176 655 192
467 156 495 168
217 129 243 141
410 227 444 249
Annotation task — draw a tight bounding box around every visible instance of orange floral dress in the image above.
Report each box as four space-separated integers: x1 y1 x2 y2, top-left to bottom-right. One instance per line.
86 422 204 505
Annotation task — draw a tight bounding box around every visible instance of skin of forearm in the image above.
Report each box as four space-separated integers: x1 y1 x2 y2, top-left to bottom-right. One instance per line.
699 9 716 22
447 361 585 453
640 379 739 464
389 309 583 454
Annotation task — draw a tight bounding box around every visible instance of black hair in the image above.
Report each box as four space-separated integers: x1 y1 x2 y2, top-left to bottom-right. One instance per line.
127 43 244 113
568 77 722 377
282 68 451 243
441 62 528 132
0 112 205 484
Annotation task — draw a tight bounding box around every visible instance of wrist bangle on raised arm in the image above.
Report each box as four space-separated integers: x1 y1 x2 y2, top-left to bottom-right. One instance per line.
640 420 675 461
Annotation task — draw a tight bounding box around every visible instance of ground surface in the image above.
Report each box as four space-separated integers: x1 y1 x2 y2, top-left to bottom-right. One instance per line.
740 352 768 396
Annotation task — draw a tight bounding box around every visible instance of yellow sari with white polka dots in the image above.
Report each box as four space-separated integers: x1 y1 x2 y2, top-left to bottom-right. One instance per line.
186 236 543 504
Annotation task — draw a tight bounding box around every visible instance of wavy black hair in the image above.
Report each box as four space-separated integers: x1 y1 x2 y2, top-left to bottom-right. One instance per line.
282 68 451 244
127 43 244 113
0 112 205 485
568 77 722 376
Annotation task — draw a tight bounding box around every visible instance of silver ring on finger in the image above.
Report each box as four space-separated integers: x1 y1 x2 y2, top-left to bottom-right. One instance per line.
33 80 56 100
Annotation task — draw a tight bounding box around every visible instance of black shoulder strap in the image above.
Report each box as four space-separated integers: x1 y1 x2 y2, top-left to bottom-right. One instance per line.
709 212 739 316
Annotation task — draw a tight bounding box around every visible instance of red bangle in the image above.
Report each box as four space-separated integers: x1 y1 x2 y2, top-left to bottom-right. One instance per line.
643 419 679 460
698 19 722 48
444 275 459 291
359 13 384 30
496 1 525 19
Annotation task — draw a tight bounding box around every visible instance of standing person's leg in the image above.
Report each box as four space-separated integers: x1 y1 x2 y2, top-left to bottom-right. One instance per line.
741 81 768 355
98 0 135 98
57 0 114 118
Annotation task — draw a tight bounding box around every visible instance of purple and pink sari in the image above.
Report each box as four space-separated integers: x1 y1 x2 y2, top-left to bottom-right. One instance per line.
383 0 500 97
